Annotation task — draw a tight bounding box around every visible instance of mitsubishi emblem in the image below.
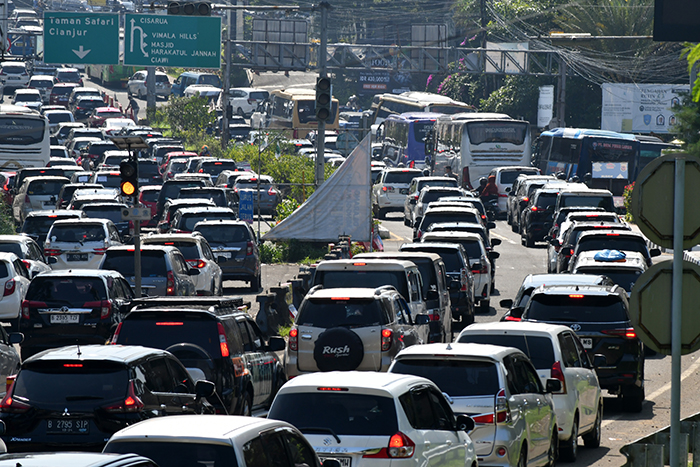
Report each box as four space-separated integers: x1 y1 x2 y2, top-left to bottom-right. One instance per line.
62 408 70 416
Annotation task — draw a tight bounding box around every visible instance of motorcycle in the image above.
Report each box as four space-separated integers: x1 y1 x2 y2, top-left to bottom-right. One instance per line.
483 196 500 221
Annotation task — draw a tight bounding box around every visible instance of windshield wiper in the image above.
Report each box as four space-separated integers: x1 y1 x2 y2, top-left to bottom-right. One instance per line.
298 427 341 444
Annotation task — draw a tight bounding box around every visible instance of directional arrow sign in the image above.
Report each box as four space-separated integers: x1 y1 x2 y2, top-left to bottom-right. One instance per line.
124 14 221 68
44 12 119 65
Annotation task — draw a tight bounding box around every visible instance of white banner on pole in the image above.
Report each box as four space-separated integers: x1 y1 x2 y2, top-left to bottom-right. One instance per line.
537 85 554 128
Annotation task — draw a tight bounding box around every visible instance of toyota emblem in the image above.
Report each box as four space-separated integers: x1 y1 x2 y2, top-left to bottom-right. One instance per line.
60 306 69 312
570 324 582 331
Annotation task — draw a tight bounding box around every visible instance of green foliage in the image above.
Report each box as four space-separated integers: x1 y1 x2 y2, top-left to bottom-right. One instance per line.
480 75 549 122
259 239 327 264
671 93 700 156
275 198 301 221
623 182 635 223
683 44 700 102
0 203 15 235
156 95 216 139
259 241 285 263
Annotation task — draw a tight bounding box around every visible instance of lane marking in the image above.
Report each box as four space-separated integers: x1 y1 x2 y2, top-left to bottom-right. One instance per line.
491 231 518 245
601 356 700 427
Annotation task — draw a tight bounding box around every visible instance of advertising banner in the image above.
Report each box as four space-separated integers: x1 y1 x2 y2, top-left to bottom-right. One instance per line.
537 85 554 128
601 83 689 134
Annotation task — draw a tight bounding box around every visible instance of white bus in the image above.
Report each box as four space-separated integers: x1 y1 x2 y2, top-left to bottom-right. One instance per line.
431 113 531 189
0 105 50 170
370 91 475 126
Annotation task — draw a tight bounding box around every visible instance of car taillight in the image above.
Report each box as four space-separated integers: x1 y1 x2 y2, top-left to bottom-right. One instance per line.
3 279 15 297
381 328 392 351
289 327 298 351
416 230 422 239
363 432 415 459
602 328 637 339
551 361 567 393
21 260 31 271
24 194 30 203
504 315 522 322
217 322 229 357
22 300 45 319
102 380 144 413
187 259 206 268
564 248 574 257
246 241 254 256
166 270 175 295
495 388 510 423
267 186 278 196
472 260 488 275
110 322 122 344
522 197 529 202
101 300 111 318
5 375 15 395
93 247 107 255
0 381 30 414
382 186 394 192
413 194 419 201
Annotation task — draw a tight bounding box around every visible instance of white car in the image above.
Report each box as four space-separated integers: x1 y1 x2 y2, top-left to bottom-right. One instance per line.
127 70 171 99
268 371 477 467
141 232 223 295
457 322 604 462
220 87 269 117
0 252 31 329
371 168 424 219
183 84 221 103
45 218 123 270
102 118 136 136
12 89 42 111
11 176 70 225
27 75 55 104
0 61 29 89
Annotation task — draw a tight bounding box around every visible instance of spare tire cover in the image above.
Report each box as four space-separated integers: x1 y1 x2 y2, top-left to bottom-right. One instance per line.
313 327 364 372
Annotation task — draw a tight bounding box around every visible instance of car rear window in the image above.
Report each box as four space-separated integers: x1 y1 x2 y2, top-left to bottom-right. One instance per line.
422 190 462 204
526 294 628 322
182 213 236 232
139 161 160 178
114 312 220 357
27 180 65 195
22 215 75 236
26 276 108 305
95 174 121 188
561 195 614 211
391 359 499 396
180 190 226 206
146 241 199 260
404 247 463 272
268 392 398 436
0 262 8 279
0 243 22 256
102 251 167 277
47 113 72 124
57 71 81 81
141 190 160 203
249 91 268 100
573 267 642 293
500 169 539 185
3 66 25 74
81 206 125 224
315 270 409 300
384 171 421 184
49 224 106 242
577 237 647 255
105 441 236 467
200 160 237 174
417 180 458 191
535 192 558 209
52 86 74 96
423 237 480 260
297 298 386 328
14 361 128 408
195 224 250 245
421 213 479 230
457 334 556 369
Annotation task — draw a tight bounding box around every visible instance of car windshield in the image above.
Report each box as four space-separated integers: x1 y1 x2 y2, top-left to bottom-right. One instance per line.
574 268 642 293
195 224 250 246
101 251 167 277
315 270 409 300
49 224 105 242
457 334 556 369
268 392 398 436
105 441 236 467
297 299 385 328
13 361 128 409
391 359 499 396
26 276 108 306
384 171 421 184
526 294 628 322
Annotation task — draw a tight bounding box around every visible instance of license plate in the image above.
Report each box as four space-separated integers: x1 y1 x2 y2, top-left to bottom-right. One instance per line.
43 201 55 206
320 457 350 467
217 251 232 258
400 188 409 194
47 419 89 434
8 77 18 80
580 338 593 349
67 253 88 261
139 178 149 183
50 314 80 324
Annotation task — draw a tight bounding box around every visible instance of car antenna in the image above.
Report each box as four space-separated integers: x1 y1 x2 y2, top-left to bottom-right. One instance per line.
76 343 81 357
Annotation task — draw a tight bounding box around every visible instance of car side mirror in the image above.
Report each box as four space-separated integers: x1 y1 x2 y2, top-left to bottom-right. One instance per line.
449 279 461 291
510 307 524 319
650 248 661 257
592 354 607 368
499 299 513 308
195 379 216 399
491 238 501 246
188 268 200 276
414 314 430 325
549 238 560 247
456 414 475 432
487 222 496 229
488 251 500 260
8 332 23 345
545 378 562 393
268 336 286 351
48 257 57 264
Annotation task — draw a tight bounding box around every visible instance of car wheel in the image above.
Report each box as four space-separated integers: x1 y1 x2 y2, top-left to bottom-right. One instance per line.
517 443 527 467
546 428 558 467
559 415 578 462
622 383 645 413
251 273 261 291
462 311 474 326
511 218 518 233
479 299 490 313
583 403 602 448
404 215 410 226
237 107 245 117
376 208 387 219
240 390 253 416
217 278 224 296
138 88 145 99
506 208 512 225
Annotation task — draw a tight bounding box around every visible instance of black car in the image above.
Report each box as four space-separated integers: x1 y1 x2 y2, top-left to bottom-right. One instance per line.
520 186 568 247
137 159 163 186
0 345 214 451
20 209 86 245
552 221 632 273
179 187 237 210
522 284 645 412
19 270 134 360
111 296 286 416
74 96 106 121
156 178 213 220
170 207 237 234
56 183 104 210
0 453 158 467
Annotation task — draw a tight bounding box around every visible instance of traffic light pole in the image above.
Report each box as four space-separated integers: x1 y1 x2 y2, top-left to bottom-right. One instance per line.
314 1 330 187
221 7 231 149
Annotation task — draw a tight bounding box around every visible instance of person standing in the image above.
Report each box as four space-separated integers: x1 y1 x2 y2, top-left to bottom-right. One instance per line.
126 96 139 122
444 166 459 180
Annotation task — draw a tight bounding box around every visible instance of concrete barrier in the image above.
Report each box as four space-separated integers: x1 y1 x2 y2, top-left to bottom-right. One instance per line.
620 411 700 466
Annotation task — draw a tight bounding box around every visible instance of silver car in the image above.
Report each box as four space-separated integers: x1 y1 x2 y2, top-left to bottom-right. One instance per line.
127 70 172 99
45 218 123 270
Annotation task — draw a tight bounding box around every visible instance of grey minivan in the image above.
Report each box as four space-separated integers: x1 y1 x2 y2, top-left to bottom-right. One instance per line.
99 245 199 296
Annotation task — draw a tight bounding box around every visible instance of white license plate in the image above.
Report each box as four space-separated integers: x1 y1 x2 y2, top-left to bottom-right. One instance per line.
217 252 232 258
43 201 55 206
320 457 350 467
50 314 80 324
139 178 149 183
580 338 593 349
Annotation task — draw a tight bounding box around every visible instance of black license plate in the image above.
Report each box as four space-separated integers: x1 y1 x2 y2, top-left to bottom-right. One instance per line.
67 253 88 261
47 419 89 434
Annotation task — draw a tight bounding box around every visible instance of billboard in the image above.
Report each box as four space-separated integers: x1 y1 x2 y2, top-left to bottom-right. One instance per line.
601 83 689 134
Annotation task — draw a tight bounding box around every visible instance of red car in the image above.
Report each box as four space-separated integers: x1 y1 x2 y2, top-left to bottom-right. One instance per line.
49 83 79 106
0 171 15 205
87 107 124 128
139 185 162 227
159 151 198 175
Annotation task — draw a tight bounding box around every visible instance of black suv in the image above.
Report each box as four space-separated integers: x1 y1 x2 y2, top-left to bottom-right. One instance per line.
0 345 214 451
111 297 286 416
520 186 568 247
522 284 645 412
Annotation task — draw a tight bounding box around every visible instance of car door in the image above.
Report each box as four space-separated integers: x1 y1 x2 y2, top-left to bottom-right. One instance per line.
390 295 422 348
567 331 601 433
164 355 201 414
515 355 554 462
237 317 272 406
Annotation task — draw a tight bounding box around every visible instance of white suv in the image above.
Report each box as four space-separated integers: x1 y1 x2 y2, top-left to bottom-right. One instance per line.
457 322 604 462
45 218 123 270
268 371 477 467
372 168 423 219
221 87 269 117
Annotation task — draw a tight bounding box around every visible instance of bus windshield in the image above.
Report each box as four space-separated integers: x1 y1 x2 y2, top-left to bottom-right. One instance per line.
413 121 433 143
466 121 528 145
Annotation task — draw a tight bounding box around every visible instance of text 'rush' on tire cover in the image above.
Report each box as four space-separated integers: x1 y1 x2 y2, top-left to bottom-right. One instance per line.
313 327 365 372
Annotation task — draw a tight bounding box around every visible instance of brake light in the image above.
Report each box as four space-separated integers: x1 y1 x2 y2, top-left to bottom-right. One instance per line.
111 322 122 344
381 328 392 351
602 327 637 339
551 361 567 393
3 279 14 297
564 248 574 257
383 186 395 192
428 313 440 321
0 381 31 414
317 387 349 391
495 388 510 423
246 241 254 256
102 380 144 413
531 206 538 212
64 364 83 368
268 186 278 196
363 432 415 459
504 315 521 322
217 322 229 357
22 300 45 319
606 233 620 236
472 261 488 275
166 270 175 295
93 247 107 255
569 294 584 298
522 197 529 202
187 259 206 268
353 262 366 266
413 194 419 201
289 327 298 351
331 297 350 301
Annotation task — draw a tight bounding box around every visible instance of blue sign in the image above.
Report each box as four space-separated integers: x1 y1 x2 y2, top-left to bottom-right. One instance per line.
239 190 254 224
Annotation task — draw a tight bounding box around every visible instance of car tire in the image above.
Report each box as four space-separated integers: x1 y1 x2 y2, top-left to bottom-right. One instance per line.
376 208 387 219
506 208 512 225
240 390 253 416
521 223 534 247
559 415 578 462
404 215 410 226
583 403 602 448
546 428 558 467
251 274 261 291
237 107 245 117
314 327 364 372
479 299 490 313
622 383 645 413
517 444 527 467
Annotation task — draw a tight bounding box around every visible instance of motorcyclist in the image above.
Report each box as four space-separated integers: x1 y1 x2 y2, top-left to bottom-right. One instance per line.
473 177 487 196
480 174 499 201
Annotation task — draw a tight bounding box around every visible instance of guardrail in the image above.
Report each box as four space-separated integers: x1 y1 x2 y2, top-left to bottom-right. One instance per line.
620 411 700 466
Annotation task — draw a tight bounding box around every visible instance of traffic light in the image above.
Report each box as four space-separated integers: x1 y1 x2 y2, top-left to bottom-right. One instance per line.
119 160 138 197
315 77 332 123
167 1 212 15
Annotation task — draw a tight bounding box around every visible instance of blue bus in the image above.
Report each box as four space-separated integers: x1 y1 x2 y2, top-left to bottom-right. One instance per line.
534 128 639 196
376 112 441 168
634 135 680 176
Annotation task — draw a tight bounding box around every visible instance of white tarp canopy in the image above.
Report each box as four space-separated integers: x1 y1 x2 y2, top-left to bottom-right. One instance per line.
262 135 371 242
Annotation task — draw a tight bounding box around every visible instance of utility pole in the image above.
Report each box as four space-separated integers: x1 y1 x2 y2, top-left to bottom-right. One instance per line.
222 6 231 148
557 57 567 127
314 1 330 188
146 67 156 123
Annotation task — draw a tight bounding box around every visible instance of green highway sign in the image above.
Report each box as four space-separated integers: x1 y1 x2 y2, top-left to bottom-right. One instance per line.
124 14 221 68
44 12 119 64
